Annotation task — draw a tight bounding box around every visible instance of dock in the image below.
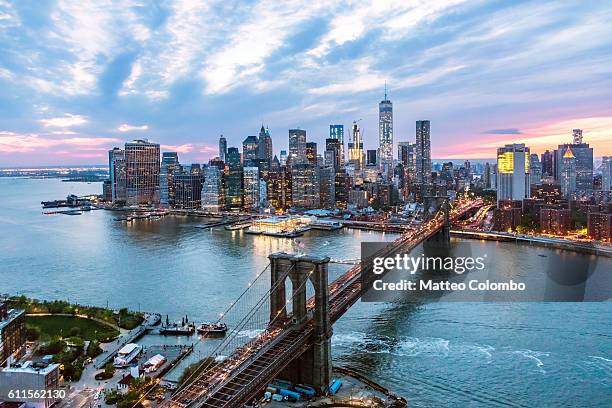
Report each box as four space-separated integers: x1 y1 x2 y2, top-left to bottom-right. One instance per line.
94 313 161 369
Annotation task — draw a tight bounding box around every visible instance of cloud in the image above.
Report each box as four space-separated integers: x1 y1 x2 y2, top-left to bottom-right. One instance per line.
118 123 149 132
161 143 193 154
0 131 119 153
39 114 88 128
483 128 522 135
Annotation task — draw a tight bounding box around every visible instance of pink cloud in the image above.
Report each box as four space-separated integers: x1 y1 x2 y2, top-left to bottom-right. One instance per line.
160 143 193 154
437 115 612 158
0 131 121 153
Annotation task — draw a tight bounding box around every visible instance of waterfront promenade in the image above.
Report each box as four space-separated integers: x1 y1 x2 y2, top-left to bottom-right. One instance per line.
94 312 160 369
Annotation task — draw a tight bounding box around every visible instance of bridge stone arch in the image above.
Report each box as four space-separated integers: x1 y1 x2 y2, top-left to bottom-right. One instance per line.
269 252 332 394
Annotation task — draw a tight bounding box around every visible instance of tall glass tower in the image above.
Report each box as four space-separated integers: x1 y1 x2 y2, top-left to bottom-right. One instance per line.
378 84 393 172
329 124 344 165
415 120 431 184
219 134 227 162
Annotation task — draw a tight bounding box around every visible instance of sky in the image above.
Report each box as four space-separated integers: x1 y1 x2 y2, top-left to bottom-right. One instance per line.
0 0 611 166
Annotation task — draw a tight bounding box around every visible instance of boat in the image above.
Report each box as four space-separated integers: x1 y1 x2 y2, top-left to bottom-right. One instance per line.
159 323 195 335
225 221 252 231
197 322 228 335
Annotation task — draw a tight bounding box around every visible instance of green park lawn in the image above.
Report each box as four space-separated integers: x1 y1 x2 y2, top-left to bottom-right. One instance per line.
26 315 119 342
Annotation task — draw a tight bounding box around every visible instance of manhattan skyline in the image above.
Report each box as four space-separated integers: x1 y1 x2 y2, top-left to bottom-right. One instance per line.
1 1 612 166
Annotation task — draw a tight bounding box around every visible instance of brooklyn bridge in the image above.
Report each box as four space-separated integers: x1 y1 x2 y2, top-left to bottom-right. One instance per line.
156 197 484 407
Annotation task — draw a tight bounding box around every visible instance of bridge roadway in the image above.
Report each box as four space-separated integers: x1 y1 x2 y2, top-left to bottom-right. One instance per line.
164 198 483 408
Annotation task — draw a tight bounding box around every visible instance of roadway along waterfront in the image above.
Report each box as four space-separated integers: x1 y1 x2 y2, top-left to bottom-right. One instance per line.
1 177 611 407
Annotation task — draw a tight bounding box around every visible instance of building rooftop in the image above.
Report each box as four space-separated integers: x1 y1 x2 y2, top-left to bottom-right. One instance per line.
0 308 25 332
1 361 59 375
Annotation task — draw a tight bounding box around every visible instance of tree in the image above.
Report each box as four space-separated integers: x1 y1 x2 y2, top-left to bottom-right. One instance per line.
69 326 81 337
26 326 41 341
104 362 116 378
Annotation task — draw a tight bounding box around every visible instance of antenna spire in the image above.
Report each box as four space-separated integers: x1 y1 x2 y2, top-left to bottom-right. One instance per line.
384 81 387 100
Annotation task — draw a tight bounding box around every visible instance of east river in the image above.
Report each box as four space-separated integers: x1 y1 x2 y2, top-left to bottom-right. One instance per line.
1 178 610 407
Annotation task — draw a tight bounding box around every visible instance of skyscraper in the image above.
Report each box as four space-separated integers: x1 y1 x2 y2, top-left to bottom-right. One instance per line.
291 163 319 209
541 150 553 177
366 150 377 166
224 147 243 210
325 138 341 170
243 166 260 209
398 142 416 186
219 134 227 162
319 166 335 209
242 135 259 164
306 142 317 165
124 139 160 206
415 120 431 185
257 125 273 164
603 156 612 191
173 172 203 209
160 152 180 208
554 131 593 193
108 147 126 203
496 143 530 205
329 124 344 165
378 84 393 171
201 164 223 212
347 122 364 170
288 129 307 165
529 153 542 186
560 147 577 197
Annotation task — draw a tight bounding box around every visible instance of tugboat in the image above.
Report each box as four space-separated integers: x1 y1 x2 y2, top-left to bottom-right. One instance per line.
197 322 228 336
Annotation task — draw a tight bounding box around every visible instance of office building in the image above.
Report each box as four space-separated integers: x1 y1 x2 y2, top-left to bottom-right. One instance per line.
334 170 351 209
529 153 542 186
496 143 530 205
243 166 260 209
1 301 25 366
201 165 223 212
219 134 227 162
325 138 341 170
602 156 611 191
329 124 344 165
224 147 243 210
319 167 336 209
242 135 259 164
257 126 273 164
347 122 364 170
366 150 377 166
0 361 60 408
554 131 593 193
108 147 126 203
378 86 393 171
415 120 431 184
560 147 577 197
160 152 180 208
267 166 292 210
349 189 369 209
291 163 319 209
279 150 287 166
125 139 160 206
288 129 307 165
306 142 317 165
541 150 554 177
173 172 203 209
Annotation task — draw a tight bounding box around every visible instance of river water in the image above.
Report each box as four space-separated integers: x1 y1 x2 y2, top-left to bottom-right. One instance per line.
1 178 610 407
